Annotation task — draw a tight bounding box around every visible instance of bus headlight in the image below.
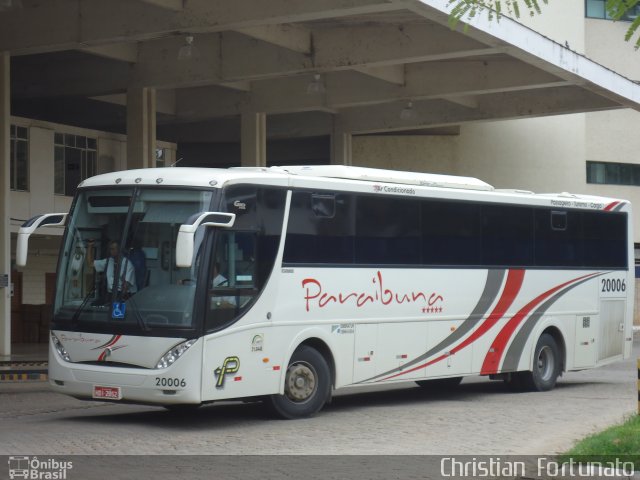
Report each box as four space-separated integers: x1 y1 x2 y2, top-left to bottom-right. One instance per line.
156 339 196 369
51 332 71 362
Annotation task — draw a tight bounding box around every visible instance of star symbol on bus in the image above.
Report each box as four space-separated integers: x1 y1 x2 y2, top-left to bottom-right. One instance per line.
422 306 444 314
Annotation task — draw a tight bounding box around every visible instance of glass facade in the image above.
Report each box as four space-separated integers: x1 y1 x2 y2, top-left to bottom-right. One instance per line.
587 161 640 186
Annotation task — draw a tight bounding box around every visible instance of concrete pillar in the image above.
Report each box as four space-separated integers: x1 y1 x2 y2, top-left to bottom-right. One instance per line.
240 112 266 167
0 53 10 356
331 119 352 166
126 87 156 169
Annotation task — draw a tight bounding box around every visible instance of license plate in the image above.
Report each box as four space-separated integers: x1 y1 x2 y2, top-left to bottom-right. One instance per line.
93 385 122 400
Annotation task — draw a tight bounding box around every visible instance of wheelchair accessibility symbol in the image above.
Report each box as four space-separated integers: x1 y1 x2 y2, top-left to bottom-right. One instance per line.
112 302 126 319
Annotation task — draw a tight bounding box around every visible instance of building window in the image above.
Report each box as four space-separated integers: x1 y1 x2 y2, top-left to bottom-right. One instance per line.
586 0 640 20
10 125 28 191
587 161 640 186
54 133 97 196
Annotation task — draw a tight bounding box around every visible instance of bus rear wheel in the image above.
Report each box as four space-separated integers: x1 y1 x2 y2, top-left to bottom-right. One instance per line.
268 345 331 419
507 333 561 392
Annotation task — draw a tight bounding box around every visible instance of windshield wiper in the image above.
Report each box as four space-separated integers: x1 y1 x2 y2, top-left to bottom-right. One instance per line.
124 293 149 332
71 286 97 327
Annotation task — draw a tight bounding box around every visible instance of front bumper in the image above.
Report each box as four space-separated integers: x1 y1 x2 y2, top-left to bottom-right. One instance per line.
48 337 203 405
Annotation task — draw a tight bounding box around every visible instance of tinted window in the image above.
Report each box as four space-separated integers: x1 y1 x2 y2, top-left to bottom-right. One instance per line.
534 209 582 267
255 188 287 286
422 200 481 266
223 186 287 286
582 211 627 268
481 205 534 266
284 192 354 264
282 189 627 270
223 185 258 230
355 195 420 265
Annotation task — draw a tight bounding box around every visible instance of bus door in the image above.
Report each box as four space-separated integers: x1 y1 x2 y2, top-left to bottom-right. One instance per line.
593 274 626 365
597 300 626 361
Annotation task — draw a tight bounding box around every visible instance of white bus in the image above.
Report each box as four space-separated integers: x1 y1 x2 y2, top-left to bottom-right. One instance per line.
16 165 634 419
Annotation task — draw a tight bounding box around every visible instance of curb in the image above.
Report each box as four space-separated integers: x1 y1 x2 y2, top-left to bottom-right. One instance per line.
0 372 47 382
0 360 49 383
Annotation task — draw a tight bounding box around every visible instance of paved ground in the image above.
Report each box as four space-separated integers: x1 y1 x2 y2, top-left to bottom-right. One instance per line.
0 339 637 459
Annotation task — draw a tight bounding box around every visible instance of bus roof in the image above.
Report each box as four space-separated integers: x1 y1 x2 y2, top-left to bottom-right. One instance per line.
80 165 492 191
272 165 494 191
79 165 628 209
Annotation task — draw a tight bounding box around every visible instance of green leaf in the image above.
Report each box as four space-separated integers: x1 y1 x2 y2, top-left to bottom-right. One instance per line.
447 0 548 26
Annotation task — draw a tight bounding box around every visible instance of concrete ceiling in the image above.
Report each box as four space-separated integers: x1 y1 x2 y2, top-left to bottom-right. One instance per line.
3 0 640 141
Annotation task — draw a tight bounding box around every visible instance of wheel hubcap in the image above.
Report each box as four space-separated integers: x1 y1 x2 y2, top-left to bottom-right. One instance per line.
284 361 317 402
537 345 554 381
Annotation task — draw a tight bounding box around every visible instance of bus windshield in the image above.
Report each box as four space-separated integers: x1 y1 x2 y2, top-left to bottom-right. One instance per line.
53 187 216 336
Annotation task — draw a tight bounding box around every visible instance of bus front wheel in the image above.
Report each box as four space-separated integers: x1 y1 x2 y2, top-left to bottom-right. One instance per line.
507 333 561 392
268 345 331 419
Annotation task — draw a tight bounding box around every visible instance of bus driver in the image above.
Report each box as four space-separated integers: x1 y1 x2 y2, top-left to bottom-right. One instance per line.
87 239 137 299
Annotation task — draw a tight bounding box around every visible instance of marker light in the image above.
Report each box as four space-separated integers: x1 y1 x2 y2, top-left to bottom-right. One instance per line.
51 332 71 362
156 339 196 369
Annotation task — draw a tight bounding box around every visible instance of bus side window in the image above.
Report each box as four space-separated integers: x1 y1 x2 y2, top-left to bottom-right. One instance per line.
224 185 257 230
534 209 581 267
206 231 258 331
355 195 420 265
284 192 354 264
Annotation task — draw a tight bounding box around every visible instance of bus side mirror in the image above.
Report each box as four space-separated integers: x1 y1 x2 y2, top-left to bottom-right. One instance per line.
16 213 67 267
176 212 236 267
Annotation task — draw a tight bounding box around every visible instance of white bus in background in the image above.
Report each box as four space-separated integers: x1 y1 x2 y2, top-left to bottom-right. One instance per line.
17 165 634 419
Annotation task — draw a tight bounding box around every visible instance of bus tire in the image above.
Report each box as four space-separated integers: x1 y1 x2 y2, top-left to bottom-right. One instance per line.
415 377 463 389
268 345 331 420
515 333 561 392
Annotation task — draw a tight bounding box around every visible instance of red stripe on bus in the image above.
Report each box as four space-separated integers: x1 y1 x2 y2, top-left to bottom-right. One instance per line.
92 334 121 350
604 201 620 211
379 269 524 381
96 335 122 361
448 269 525 355
480 272 600 375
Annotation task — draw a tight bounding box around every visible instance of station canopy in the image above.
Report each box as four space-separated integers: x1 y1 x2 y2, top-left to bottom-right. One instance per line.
2 0 640 142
